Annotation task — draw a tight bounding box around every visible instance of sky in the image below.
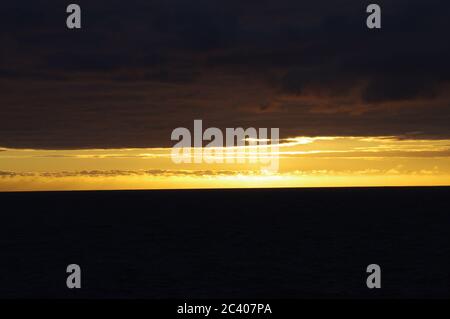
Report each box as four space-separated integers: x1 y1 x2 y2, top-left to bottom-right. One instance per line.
1 0 449 190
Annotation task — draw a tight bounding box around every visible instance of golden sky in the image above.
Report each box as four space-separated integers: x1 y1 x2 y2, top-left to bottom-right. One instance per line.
1 136 449 191
2 2 450 192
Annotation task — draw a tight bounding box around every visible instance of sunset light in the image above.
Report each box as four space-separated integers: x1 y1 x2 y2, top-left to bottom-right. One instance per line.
2 136 449 191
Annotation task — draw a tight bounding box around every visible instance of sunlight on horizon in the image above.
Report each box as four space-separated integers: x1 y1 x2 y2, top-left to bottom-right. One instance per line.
1 136 450 191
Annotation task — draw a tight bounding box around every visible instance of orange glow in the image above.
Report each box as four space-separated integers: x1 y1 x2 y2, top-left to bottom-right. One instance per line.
1 136 450 191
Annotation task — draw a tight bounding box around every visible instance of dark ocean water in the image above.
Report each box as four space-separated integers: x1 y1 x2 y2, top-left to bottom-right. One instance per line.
0 187 449 298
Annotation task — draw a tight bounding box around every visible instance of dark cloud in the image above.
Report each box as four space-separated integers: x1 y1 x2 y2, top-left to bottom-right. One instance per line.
0 171 34 178
362 76 439 103
0 169 251 178
0 0 449 149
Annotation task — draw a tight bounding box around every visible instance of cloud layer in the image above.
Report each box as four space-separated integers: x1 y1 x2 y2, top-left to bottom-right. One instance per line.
1 0 449 149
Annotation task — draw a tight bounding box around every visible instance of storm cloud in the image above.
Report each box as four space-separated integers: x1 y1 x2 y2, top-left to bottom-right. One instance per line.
1 0 449 149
